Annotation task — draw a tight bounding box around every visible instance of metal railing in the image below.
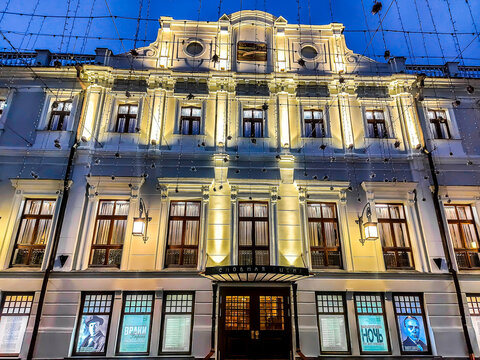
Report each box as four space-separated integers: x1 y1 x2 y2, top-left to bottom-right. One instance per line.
0 51 95 67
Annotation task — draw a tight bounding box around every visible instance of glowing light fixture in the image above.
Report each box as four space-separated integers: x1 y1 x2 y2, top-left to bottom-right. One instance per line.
356 202 378 245
132 198 151 243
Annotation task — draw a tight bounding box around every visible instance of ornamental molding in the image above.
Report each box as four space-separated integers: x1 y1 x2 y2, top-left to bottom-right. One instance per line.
437 186 480 202
10 178 71 196
362 181 417 205
86 176 144 200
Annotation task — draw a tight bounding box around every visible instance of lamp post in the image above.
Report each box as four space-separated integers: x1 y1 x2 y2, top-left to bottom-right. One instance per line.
132 198 151 243
356 202 378 245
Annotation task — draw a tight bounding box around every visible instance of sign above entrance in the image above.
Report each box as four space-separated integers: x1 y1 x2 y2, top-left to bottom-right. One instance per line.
202 265 311 282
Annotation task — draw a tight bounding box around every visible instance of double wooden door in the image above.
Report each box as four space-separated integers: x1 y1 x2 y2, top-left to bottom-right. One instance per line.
219 287 292 360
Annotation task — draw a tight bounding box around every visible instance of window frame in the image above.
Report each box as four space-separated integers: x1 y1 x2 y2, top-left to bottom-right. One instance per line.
47 100 72 131
392 292 431 355
365 109 388 139
444 204 480 269
354 292 391 355
0 292 34 357
303 109 325 138
116 291 155 356
307 202 342 269
315 291 351 355
10 198 56 267
72 291 114 356
179 106 202 135
164 200 201 268
427 109 451 140
89 199 129 267
242 108 264 138
159 291 195 355
238 201 270 266
114 103 139 134
376 203 415 270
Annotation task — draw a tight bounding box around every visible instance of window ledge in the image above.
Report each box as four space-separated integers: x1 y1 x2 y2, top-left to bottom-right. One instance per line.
300 136 331 140
2 266 43 272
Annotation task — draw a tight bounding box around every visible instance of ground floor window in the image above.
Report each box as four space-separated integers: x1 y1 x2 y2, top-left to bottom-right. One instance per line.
117 292 154 355
354 293 391 354
393 293 430 354
315 292 350 354
467 294 480 348
160 292 195 354
73 292 113 355
0 293 34 355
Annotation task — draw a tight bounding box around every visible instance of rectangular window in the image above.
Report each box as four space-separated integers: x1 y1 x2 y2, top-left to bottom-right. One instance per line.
366 110 387 138
90 200 129 267
11 199 56 267
316 292 350 354
238 201 269 266
165 201 201 267
180 106 201 135
393 293 430 354
117 292 154 355
243 109 264 138
427 109 451 139
354 293 390 354
375 204 414 269
304 109 325 138
444 204 480 269
467 294 480 348
0 293 34 355
48 100 72 131
116 104 138 133
237 42 267 62
73 292 113 355
160 292 195 354
307 203 342 268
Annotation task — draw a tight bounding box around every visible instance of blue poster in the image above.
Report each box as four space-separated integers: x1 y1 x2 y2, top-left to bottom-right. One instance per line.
397 315 428 352
358 315 389 352
118 314 151 353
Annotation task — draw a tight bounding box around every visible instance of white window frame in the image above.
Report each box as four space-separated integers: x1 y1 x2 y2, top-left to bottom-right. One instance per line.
0 179 65 271
361 181 427 272
109 97 143 134
175 100 206 136
237 98 270 139
38 90 81 132
421 100 460 140
299 100 331 139
0 88 15 133
75 176 144 270
358 100 395 140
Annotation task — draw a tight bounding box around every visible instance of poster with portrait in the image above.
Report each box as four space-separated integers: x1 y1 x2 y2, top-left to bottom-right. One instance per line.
162 314 191 352
76 314 110 353
397 315 429 353
318 314 349 352
118 314 151 353
0 316 29 354
357 315 389 352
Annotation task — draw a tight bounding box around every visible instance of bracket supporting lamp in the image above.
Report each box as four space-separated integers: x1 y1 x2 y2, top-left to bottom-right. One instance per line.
132 198 152 243
356 202 378 245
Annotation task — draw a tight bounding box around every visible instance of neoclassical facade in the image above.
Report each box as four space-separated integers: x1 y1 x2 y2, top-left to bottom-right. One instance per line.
0 10 480 360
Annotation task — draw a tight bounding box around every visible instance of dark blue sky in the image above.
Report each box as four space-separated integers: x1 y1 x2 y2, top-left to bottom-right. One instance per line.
0 0 479 65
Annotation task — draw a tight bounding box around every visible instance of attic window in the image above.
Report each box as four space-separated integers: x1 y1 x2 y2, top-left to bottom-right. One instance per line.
301 46 318 60
185 42 204 57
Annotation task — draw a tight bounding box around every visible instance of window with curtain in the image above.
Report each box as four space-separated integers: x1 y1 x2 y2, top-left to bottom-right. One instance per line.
180 106 201 135
304 109 325 138
375 204 414 269
243 109 264 138
115 104 138 133
444 204 480 269
11 199 56 267
366 110 388 138
165 201 201 267
307 203 342 268
90 200 129 267
48 100 72 131
427 109 451 139
238 202 269 266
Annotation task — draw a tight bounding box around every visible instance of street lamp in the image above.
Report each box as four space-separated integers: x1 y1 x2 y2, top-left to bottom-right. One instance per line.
356 202 378 245
132 198 151 243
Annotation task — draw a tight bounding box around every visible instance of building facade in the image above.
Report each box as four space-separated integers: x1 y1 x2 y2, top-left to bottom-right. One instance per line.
0 10 480 359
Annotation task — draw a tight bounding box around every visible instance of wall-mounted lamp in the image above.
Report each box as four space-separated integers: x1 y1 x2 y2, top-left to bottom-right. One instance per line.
356 202 378 245
132 198 151 243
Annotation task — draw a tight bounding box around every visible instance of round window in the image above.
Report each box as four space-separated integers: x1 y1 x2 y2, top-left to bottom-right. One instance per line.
186 42 204 56
300 46 318 59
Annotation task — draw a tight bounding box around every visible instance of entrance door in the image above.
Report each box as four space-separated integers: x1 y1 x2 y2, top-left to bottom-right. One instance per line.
219 287 292 360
